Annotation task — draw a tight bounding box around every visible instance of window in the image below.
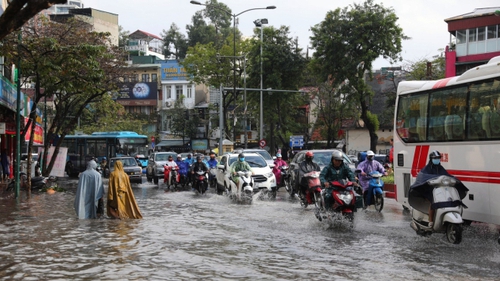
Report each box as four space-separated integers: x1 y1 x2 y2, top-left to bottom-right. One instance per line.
176 85 182 100
456 30 466 44
487 25 497 39
469 79 500 139
429 87 467 141
396 93 428 142
478 27 485 41
468 28 477 42
151 74 158 82
187 85 193 98
166 86 171 99
141 74 149 82
130 74 138 82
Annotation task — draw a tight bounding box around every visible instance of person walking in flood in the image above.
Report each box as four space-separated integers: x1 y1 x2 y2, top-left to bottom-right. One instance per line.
74 160 104 219
107 160 143 219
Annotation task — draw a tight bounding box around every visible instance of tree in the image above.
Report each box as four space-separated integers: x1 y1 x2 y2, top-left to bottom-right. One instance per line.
161 23 188 60
118 25 130 48
169 96 200 140
406 56 445 80
0 16 126 176
185 0 232 49
310 0 408 151
0 0 66 41
246 25 307 153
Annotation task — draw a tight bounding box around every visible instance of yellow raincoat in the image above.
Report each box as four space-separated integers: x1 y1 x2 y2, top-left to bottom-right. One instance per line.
107 160 143 219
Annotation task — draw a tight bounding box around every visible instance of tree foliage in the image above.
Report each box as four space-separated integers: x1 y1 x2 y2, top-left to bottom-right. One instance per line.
169 96 201 139
0 0 66 41
406 56 445 80
310 0 408 151
0 16 126 176
161 23 188 60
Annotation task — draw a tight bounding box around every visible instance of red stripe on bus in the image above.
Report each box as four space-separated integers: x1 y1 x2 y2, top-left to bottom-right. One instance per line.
447 170 500 178
455 176 500 184
432 78 453 89
411 145 429 177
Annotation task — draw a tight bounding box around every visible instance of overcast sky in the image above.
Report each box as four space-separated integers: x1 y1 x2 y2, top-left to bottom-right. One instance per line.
83 0 500 69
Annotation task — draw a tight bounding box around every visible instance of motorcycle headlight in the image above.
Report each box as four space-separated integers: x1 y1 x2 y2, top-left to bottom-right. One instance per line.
338 193 353 204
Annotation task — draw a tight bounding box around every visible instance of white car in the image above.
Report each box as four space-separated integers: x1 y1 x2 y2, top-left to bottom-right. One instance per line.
216 153 276 193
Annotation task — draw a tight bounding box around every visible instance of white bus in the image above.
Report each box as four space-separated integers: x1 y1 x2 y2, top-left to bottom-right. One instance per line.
394 55 500 226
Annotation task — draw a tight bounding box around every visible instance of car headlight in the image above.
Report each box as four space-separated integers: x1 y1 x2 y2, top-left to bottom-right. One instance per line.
265 172 273 178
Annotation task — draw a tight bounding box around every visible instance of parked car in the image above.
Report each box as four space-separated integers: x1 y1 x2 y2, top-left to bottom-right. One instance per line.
146 151 178 184
232 149 274 166
216 152 276 193
289 149 356 189
109 156 143 184
134 154 148 168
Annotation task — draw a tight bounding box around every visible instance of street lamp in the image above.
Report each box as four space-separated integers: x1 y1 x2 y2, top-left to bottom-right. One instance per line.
254 18 268 142
190 1 275 149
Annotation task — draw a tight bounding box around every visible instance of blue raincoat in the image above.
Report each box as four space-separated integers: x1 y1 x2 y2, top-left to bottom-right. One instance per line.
74 160 104 219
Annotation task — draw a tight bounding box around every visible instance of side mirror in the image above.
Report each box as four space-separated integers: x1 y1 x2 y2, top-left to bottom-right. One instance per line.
355 169 362 174
272 156 276 160
269 163 275 168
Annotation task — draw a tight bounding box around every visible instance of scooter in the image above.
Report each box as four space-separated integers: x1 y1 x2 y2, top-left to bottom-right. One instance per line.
364 171 385 212
228 170 254 204
164 165 180 190
6 172 57 192
192 170 208 195
208 167 217 189
314 178 357 224
409 174 468 244
299 170 322 208
276 165 292 193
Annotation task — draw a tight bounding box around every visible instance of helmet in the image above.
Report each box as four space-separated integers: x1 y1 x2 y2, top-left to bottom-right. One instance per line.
103 157 106 160
188 153 192 157
177 154 182 158
366 150 375 157
209 151 215 155
332 150 343 161
429 150 441 159
305 151 314 157
276 153 282 158
238 153 245 159
196 155 202 161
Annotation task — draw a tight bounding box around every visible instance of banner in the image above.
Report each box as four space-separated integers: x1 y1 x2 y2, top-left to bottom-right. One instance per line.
40 147 68 177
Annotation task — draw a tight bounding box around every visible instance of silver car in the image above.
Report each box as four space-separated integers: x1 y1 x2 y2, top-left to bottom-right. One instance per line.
109 157 143 184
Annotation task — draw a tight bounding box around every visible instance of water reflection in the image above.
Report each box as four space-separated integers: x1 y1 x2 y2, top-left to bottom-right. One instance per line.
0 179 499 280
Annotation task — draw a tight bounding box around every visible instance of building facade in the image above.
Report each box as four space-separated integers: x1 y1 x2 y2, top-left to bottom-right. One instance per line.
444 7 500 77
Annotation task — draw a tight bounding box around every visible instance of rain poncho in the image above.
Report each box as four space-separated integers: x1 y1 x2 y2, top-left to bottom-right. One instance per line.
107 160 143 219
74 160 104 219
409 160 468 203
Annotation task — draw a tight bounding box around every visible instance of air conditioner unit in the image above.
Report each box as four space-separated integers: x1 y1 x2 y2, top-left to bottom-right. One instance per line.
165 101 173 108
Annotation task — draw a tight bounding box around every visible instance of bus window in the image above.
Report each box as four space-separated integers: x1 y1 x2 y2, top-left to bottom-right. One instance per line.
472 79 500 139
396 93 428 142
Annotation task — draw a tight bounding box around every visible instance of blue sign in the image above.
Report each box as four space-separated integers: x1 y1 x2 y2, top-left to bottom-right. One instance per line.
290 135 304 148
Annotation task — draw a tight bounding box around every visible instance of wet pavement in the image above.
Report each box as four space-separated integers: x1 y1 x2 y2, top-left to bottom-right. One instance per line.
1 177 499 280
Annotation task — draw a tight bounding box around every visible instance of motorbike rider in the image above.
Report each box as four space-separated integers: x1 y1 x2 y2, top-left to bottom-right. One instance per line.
297 151 321 199
319 150 356 210
357 150 387 205
207 151 218 184
413 150 453 227
191 155 209 191
273 153 288 186
184 153 195 185
230 153 254 187
175 154 189 184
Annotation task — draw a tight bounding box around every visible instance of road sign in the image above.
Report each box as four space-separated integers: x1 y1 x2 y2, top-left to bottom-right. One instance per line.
289 135 304 148
259 139 267 148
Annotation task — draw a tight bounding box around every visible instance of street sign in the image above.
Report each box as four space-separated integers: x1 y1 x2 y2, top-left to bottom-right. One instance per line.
289 135 304 148
259 139 266 148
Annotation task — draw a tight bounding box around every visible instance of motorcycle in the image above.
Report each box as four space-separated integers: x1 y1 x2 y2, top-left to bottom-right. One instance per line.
192 170 208 195
363 171 385 212
314 178 357 225
7 172 57 192
299 170 322 208
228 170 254 204
409 174 468 244
276 165 292 194
209 167 217 189
163 165 180 190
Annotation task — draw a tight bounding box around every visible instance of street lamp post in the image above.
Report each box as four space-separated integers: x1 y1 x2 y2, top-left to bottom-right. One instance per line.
190 1 275 148
253 18 268 142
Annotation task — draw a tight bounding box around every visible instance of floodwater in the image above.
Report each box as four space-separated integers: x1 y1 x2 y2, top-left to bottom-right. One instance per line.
1 178 499 281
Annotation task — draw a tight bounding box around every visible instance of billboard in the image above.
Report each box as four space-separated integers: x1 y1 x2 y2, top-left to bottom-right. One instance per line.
161 60 189 81
112 82 158 106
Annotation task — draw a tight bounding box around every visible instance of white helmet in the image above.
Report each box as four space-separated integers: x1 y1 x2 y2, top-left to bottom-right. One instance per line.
366 150 375 157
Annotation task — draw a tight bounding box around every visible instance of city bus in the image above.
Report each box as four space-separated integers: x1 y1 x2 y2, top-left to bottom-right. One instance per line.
62 131 149 177
394 55 500 226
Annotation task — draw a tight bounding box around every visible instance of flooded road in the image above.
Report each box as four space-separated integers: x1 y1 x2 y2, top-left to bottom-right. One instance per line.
1 178 499 280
